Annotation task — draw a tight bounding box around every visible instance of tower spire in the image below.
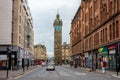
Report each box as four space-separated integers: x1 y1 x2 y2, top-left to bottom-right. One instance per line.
56 9 60 19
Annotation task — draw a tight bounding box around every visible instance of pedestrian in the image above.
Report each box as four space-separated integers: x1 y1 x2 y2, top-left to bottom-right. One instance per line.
101 61 106 73
74 60 77 68
27 59 29 70
22 58 25 72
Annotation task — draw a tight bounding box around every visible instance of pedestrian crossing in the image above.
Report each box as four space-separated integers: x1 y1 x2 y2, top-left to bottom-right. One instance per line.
56 66 86 77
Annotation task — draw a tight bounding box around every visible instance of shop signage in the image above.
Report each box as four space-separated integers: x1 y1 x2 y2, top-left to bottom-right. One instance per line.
85 53 88 57
98 47 107 53
0 55 7 60
109 50 115 54
98 47 108 56
108 45 116 49
118 43 120 54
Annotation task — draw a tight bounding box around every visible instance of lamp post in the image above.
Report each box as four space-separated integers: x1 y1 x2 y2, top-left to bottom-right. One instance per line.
64 45 66 65
6 47 11 78
23 19 27 72
116 43 120 76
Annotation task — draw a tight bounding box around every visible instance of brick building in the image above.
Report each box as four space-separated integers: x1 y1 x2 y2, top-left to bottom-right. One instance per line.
70 0 120 70
0 0 34 69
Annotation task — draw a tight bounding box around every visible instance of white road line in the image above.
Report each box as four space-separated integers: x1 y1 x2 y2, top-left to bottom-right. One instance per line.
112 75 120 78
57 71 64 76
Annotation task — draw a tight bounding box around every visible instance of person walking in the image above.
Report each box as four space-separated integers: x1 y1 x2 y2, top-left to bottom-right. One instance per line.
27 59 29 70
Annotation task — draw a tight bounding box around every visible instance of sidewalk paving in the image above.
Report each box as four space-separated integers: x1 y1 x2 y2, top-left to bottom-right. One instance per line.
81 67 120 78
0 65 38 80
63 65 120 79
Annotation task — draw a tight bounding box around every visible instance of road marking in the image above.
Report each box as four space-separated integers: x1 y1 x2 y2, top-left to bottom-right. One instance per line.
57 71 64 76
57 68 86 77
112 75 120 78
74 72 86 76
13 67 38 80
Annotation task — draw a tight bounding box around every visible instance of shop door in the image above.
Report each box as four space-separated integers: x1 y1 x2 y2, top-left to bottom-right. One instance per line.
109 54 116 70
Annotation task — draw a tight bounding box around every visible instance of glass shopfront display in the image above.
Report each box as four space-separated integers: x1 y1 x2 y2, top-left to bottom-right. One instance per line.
109 50 116 70
98 47 108 69
0 55 7 69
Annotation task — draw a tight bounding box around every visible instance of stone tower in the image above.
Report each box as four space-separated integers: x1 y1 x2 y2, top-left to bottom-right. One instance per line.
53 13 62 65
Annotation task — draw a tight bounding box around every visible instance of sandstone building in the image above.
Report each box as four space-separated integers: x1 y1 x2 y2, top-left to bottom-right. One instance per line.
0 0 34 69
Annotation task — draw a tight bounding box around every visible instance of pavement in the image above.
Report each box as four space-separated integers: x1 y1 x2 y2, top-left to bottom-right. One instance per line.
0 65 39 80
63 65 120 79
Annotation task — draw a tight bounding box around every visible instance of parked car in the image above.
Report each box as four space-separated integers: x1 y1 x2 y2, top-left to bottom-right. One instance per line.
46 64 55 71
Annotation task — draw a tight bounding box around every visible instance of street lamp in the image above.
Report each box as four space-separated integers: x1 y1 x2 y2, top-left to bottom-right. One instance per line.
63 45 66 64
6 47 11 78
22 19 28 72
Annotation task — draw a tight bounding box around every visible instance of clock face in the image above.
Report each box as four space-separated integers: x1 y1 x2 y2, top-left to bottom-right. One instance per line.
56 26 61 31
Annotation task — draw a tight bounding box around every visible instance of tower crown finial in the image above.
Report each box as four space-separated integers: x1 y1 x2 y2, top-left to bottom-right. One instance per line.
56 13 60 19
56 9 60 19
53 10 62 27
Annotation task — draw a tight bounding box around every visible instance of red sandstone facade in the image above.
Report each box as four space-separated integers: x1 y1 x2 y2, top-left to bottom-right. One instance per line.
70 0 120 70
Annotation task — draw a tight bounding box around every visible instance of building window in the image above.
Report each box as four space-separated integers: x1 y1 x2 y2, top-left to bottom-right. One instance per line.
103 29 105 43
94 0 98 11
89 37 91 49
85 39 88 49
19 26 21 33
105 28 107 42
110 24 112 40
101 30 103 43
94 34 97 46
116 21 119 38
97 32 99 45
113 22 115 39
20 5 21 13
102 29 104 43
19 16 21 24
117 0 120 12
19 36 21 44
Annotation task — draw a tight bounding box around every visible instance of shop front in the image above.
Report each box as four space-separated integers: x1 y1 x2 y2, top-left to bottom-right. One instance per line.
84 52 89 68
88 52 92 68
0 54 7 70
71 53 81 68
92 50 98 70
108 45 116 70
98 47 109 69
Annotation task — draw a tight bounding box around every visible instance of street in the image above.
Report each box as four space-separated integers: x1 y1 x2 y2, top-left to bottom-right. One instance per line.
10 66 120 80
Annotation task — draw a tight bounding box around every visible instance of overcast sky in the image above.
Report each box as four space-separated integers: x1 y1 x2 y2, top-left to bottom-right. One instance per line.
28 0 81 57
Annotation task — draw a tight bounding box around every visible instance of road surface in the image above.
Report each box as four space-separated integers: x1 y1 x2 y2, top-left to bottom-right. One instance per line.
10 66 119 80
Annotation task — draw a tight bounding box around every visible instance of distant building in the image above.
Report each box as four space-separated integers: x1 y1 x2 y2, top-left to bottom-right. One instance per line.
62 42 70 64
0 0 34 69
34 44 47 61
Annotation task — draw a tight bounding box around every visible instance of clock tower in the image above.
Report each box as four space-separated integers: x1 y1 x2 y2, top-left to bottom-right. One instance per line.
53 13 62 65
